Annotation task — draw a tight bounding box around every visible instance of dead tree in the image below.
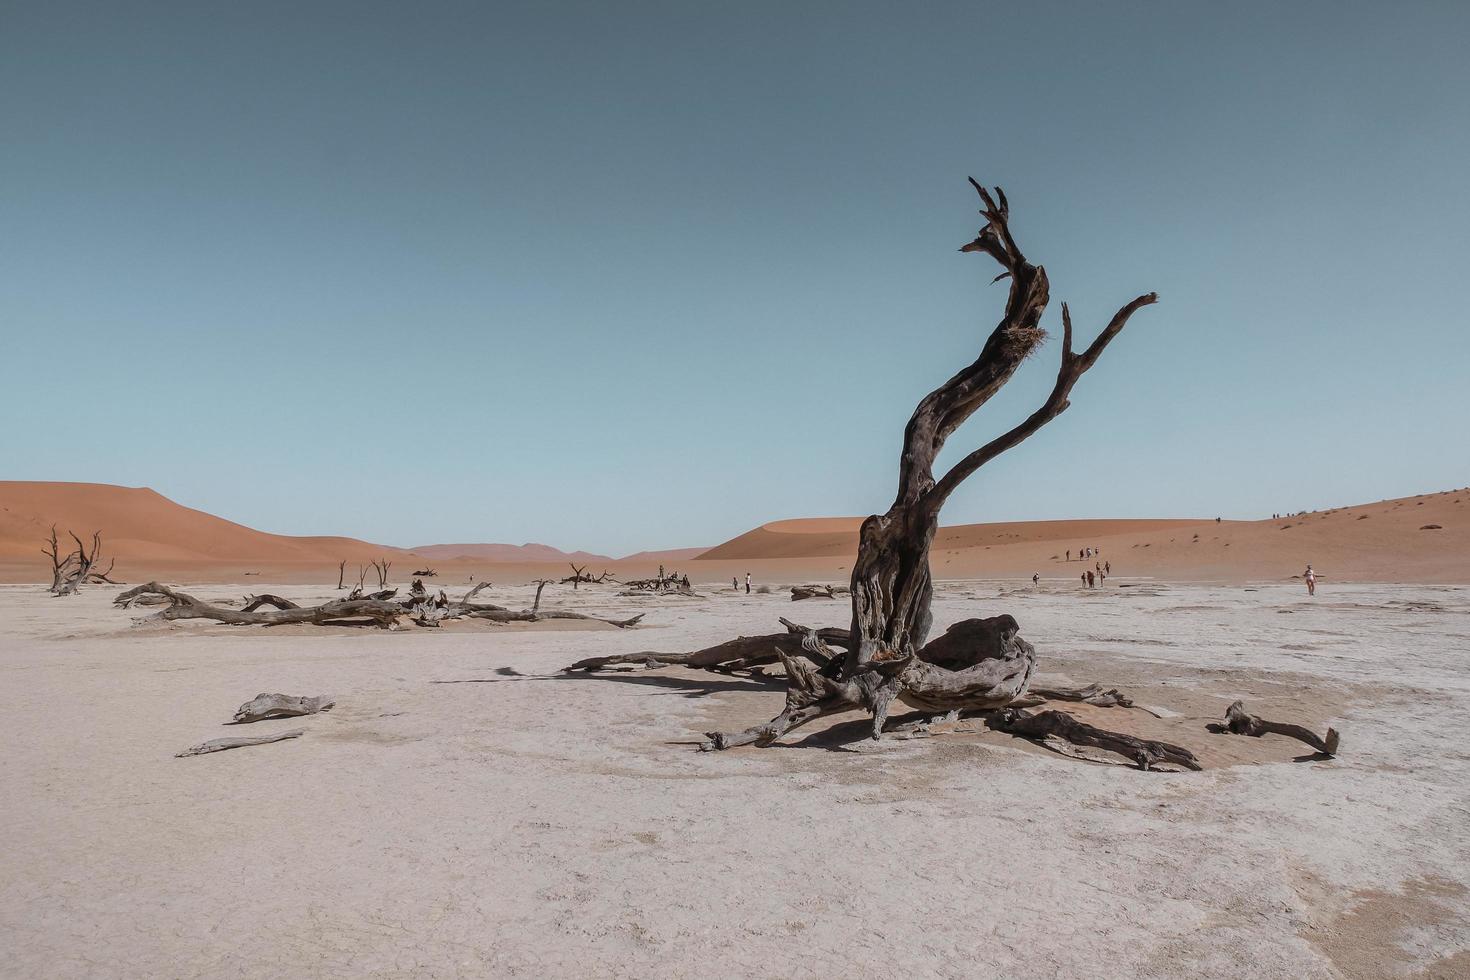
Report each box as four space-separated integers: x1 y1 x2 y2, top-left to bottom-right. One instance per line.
346 564 368 599
372 558 392 589
693 181 1174 761
560 564 612 589
411 568 438 577
337 560 347 590
43 527 115 595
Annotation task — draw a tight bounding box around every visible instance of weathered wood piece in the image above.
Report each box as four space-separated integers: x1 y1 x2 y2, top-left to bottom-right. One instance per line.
115 582 404 628
1220 700 1340 755
176 729 305 757
241 594 301 612
791 585 839 601
232 693 336 723
986 707 1202 771
1026 683 1134 708
564 617 849 672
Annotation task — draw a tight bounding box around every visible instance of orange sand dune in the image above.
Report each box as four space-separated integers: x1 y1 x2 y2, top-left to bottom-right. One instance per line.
694 490 1470 584
0 482 404 566
699 517 1205 560
1 481 1464 585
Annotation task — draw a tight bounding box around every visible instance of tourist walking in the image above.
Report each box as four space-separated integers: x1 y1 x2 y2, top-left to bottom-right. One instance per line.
1304 564 1317 596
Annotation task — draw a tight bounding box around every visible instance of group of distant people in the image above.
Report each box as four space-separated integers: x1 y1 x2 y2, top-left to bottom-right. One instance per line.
1061 546 1109 587
732 573 751 594
1028 546 1113 589
1080 558 1110 588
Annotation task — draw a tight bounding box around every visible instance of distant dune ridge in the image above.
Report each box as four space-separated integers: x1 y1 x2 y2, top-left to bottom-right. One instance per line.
408 543 614 563
0 480 1465 584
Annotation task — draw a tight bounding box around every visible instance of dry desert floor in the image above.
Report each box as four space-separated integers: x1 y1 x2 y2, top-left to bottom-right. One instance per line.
3 579 1469 978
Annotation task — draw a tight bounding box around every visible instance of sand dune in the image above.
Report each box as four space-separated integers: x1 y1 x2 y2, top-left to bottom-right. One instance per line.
0 482 401 564
699 516 1205 560
692 492 1469 583
2 481 1464 585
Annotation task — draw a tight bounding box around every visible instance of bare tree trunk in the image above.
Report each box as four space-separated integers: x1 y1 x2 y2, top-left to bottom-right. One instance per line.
337 560 346 590
702 181 1161 755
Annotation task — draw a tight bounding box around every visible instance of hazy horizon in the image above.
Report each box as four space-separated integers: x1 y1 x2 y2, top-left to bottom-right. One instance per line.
4 1 1467 553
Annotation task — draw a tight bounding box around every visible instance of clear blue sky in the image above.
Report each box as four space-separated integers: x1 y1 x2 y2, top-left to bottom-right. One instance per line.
3 1 1466 555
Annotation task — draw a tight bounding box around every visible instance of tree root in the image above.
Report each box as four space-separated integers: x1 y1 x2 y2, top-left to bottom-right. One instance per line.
564 617 849 672
985 707 1201 771
1217 700 1340 755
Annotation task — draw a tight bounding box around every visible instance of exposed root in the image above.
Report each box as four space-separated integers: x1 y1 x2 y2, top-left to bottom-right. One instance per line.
1217 700 1340 755
986 707 1202 771
563 617 849 672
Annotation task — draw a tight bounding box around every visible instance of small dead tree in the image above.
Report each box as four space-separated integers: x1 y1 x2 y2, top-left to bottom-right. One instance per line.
42 527 114 596
561 564 612 589
372 558 392 589
337 560 347 590
347 564 368 599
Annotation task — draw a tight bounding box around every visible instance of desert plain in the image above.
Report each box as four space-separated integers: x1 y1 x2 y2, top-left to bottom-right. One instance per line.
2 482 1469 978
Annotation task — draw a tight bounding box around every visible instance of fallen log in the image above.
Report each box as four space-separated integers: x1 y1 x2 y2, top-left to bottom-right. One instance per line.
233 693 335 723
463 608 645 628
176 729 305 757
115 583 403 628
241 594 301 612
1218 700 1340 755
791 585 838 601
986 707 1202 771
564 617 849 672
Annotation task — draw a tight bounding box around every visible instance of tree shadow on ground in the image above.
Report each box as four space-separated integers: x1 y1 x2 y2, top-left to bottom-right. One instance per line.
430 666 782 699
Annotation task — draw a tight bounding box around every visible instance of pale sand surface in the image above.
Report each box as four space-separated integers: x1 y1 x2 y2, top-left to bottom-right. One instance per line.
3 580 1469 978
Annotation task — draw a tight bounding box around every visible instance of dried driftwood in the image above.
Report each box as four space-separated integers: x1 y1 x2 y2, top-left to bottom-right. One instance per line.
176 729 305 757
565 617 847 673
233 693 335 723
116 582 404 627
1218 700 1340 755
791 585 840 601
986 708 1200 771
116 580 643 631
